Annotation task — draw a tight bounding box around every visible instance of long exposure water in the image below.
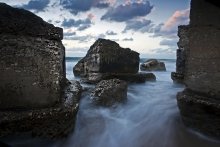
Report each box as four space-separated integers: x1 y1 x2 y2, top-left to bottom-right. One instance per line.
1 58 220 147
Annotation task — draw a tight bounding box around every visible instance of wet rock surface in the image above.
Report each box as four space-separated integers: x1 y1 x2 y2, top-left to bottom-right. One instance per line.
177 89 220 139
140 59 166 71
74 38 156 83
90 79 127 107
0 81 82 138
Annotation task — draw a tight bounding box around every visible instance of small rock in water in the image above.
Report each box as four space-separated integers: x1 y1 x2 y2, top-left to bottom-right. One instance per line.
90 79 127 107
140 59 166 71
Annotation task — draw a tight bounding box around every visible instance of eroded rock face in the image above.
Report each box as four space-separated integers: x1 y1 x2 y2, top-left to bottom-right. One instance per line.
176 0 220 139
140 59 166 71
171 25 189 83
0 3 65 109
0 80 82 138
90 79 127 107
0 3 81 138
74 38 139 75
74 39 156 83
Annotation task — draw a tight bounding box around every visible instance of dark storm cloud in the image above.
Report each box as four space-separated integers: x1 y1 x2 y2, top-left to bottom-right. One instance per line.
123 19 153 33
106 30 117 35
101 0 153 22
60 0 112 15
22 0 50 11
62 18 92 30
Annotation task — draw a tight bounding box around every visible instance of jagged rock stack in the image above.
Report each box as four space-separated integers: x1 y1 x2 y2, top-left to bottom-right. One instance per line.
175 0 220 139
0 3 82 138
73 38 156 83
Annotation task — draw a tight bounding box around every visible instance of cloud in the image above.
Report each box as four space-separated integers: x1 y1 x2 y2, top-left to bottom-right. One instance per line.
64 33 106 43
122 37 134 41
62 18 92 30
152 9 189 38
22 0 50 11
64 32 76 36
101 0 153 22
123 19 153 33
106 30 117 35
159 39 178 47
60 0 114 15
64 35 94 43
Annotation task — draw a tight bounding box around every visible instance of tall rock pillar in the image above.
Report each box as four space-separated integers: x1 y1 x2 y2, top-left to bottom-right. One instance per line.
177 0 220 138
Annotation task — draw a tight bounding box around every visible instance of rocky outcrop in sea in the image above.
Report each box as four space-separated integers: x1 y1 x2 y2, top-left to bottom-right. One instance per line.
73 38 156 83
140 59 166 71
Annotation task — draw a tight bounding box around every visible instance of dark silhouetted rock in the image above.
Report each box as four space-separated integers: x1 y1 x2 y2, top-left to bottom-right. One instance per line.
171 25 189 83
74 39 156 83
0 80 82 138
81 72 156 84
0 3 65 109
176 0 220 139
0 3 82 138
177 89 220 138
90 79 127 106
140 59 166 71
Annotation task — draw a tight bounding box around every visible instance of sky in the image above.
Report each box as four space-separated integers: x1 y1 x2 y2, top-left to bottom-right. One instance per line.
0 0 190 58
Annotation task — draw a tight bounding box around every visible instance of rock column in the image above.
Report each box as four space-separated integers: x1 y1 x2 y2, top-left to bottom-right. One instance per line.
177 0 220 138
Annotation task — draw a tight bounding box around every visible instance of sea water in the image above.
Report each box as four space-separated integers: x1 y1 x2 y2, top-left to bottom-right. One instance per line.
1 58 220 147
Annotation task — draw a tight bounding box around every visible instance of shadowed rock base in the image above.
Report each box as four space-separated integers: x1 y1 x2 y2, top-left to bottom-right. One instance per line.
81 72 156 84
177 90 220 139
0 81 82 138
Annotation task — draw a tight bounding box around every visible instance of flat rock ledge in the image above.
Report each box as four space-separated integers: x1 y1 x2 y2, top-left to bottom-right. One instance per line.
177 89 220 139
0 81 82 138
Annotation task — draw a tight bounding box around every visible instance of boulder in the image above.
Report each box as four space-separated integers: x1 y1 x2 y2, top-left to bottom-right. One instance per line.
0 80 82 138
74 38 156 83
140 59 166 71
90 79 127 107
0 3 65 109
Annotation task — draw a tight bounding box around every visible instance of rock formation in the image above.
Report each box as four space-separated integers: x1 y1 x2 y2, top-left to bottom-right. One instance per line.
90 79 127 107
171 25 189 82
140 59 166 71
73 38 156 83
0 3 81 138
176 0 220 139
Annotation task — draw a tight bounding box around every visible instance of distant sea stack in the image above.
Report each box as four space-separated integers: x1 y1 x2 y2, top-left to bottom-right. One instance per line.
0 3 81 138
175 0 220 139
73 38 156 83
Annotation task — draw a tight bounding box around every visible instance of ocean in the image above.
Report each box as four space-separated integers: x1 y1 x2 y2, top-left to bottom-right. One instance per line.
1 58 220 147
